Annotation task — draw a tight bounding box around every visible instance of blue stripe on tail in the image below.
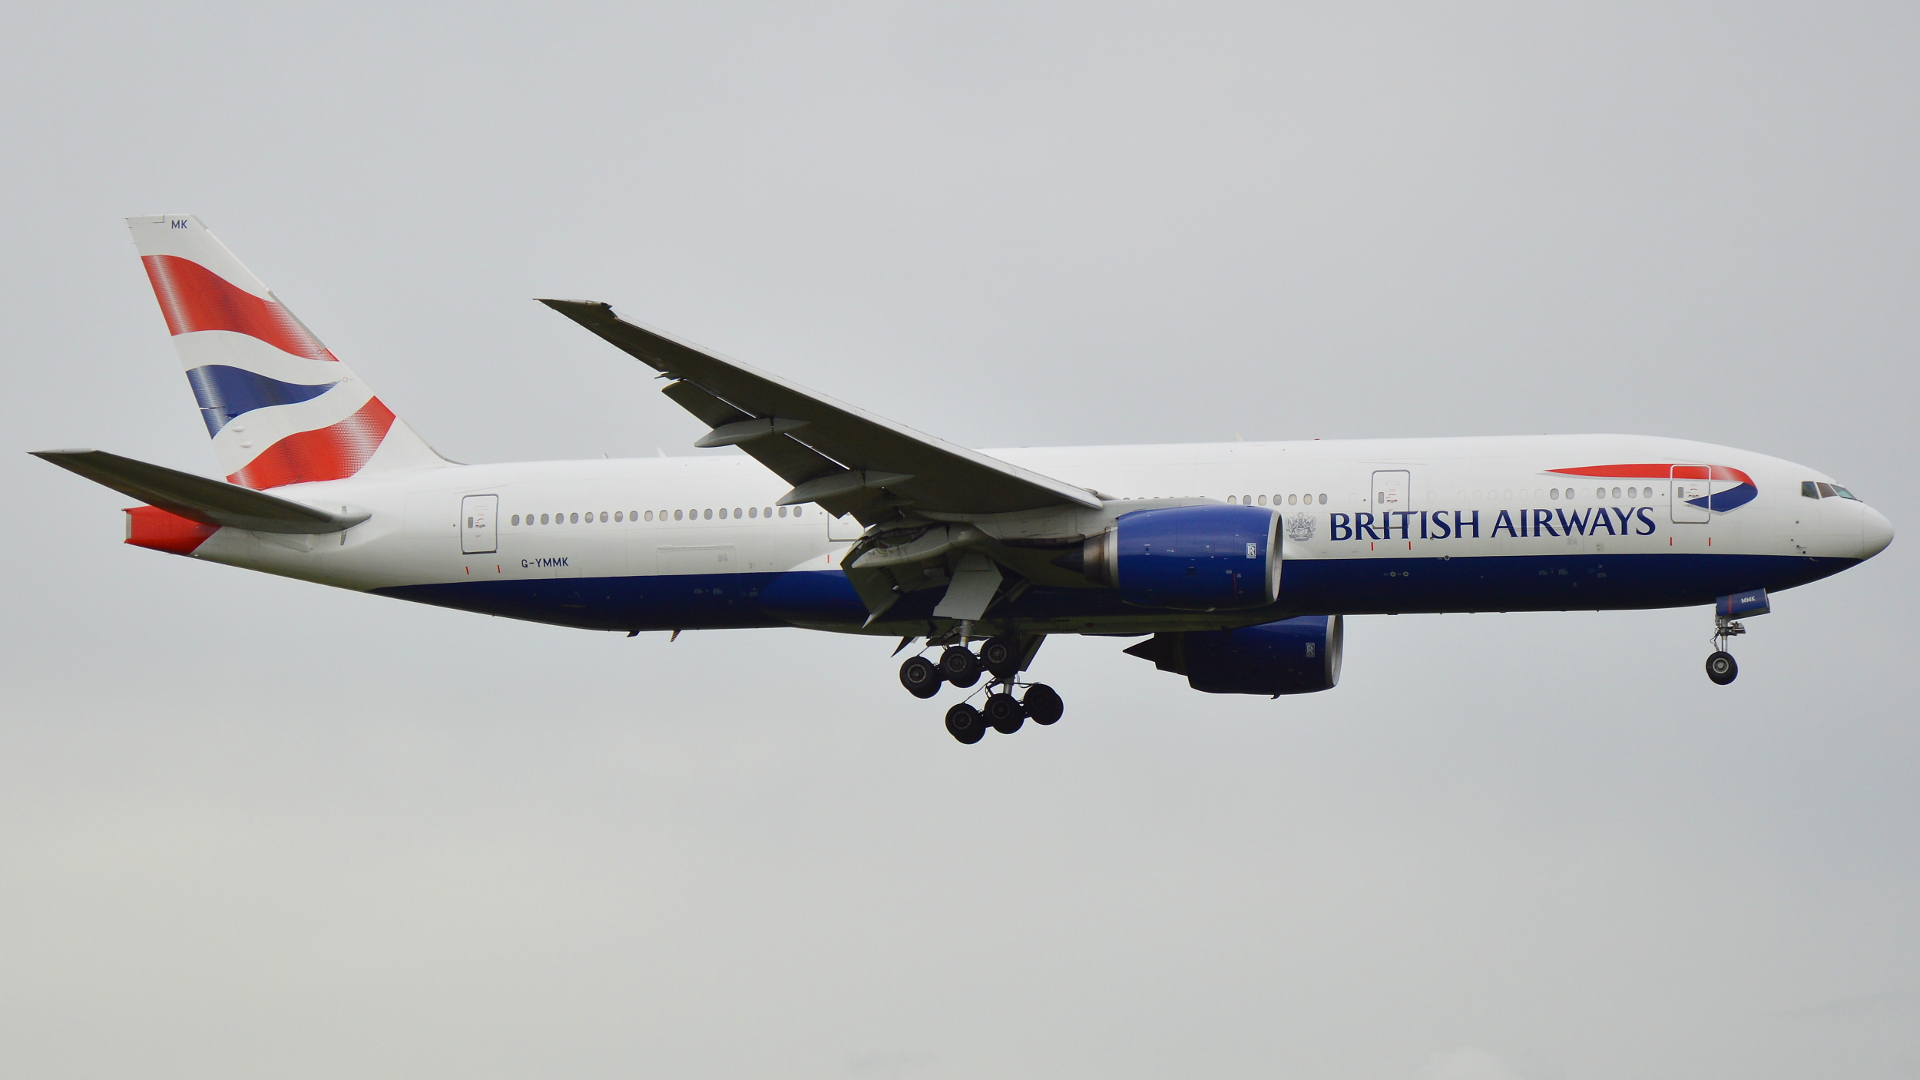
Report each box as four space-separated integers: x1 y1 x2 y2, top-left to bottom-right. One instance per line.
184 365 340 435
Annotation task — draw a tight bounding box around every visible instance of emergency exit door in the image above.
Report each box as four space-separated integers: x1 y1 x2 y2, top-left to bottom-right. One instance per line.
1371 470 1411 512
461 494 498 554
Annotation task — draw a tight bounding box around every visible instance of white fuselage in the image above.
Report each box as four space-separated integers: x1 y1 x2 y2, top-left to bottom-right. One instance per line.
172 433 1889 637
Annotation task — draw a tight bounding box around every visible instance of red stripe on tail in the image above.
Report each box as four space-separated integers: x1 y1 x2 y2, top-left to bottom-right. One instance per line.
141 254 337 362
226 396 397 489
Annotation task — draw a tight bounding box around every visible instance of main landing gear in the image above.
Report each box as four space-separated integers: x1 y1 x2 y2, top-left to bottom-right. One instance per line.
1706 615 1745 686
899 634 1062 744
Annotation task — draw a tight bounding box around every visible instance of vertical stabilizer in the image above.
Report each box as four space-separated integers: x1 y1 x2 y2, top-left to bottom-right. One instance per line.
126 216 446 489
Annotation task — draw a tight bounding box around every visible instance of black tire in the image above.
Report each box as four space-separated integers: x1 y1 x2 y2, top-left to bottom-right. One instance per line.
979 635 1022 678
945 703 985 744
1706 650 1738 685
899 655 941 699
984 692 1025 734
1022 683 1063 726
939 646 982 688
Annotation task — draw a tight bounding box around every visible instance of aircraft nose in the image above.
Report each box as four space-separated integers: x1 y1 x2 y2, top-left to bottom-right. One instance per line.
1862 505 1894 560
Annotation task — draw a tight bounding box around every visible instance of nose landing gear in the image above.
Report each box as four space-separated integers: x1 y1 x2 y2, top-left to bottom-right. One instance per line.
1706 615 1745 686
1703 590 1769 686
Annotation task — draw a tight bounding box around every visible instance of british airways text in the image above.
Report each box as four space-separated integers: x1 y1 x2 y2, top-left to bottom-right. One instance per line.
1328 506 1660 541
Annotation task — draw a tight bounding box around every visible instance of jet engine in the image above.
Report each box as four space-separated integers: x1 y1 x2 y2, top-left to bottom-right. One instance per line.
1123 615 1343 696
1069 504 1280 610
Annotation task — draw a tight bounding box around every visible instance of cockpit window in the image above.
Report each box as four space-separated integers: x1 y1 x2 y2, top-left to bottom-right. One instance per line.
1804 481 1861 501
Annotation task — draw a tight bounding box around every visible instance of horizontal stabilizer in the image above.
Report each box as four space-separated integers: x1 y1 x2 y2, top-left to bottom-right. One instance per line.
31 449 368 533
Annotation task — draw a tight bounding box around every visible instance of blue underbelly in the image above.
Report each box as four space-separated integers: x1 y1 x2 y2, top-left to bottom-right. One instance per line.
373 553 1857 632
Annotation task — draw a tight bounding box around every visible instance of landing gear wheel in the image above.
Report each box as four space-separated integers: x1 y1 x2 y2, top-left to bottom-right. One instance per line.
1706 650 1738 686
899 655 941 699
979 635 1022 679
1021 683 1063 726
939 646 982 688
984 692 1025 734
945 702 985 744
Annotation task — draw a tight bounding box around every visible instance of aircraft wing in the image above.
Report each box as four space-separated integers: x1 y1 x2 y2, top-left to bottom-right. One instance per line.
539 300 1101 524
31 449 368 533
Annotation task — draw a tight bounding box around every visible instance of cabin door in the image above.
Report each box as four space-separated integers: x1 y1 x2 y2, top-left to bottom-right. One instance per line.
1371 470 1411 514
1671 466 1710 523
461 495 498 554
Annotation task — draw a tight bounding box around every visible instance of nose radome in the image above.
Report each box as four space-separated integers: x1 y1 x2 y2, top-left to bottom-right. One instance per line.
1862 505 1894 560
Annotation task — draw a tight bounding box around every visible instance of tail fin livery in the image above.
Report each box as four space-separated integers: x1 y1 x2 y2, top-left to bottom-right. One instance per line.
127 216 446 489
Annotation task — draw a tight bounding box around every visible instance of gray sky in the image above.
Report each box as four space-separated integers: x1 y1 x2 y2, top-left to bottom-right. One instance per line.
3 3 1916 1078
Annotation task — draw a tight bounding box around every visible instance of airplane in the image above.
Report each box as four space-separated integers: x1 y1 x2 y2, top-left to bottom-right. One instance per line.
35 216 1895 744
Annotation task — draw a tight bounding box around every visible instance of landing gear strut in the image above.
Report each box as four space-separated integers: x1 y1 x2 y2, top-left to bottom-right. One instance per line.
1707 615 1745 686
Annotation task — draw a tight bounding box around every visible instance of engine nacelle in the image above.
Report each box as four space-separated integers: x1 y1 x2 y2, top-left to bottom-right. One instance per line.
1078 505 1280 610
1123 615 1344 696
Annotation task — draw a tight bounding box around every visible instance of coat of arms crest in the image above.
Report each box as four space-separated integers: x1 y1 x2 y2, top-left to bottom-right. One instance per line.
1285 512 1316 542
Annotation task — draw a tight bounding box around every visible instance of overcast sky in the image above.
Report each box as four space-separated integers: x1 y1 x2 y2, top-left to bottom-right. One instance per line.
3 3 1916 1078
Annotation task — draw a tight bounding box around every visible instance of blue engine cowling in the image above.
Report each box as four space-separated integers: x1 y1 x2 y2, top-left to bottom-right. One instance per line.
1123 615 1343 696
1081 505 1280 610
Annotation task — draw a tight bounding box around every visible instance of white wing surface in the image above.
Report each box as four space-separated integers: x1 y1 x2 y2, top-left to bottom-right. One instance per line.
540 300 1101 524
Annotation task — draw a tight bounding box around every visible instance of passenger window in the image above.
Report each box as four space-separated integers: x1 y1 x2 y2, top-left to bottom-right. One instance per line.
511 514 520 525
600 511 608 522
1549 488 1559 500
644 511 652 521
718 508 727 519
703 509 712 519
764 507 772 517
674 510 683 521
1257 495 1267 506
793 506 804 517
1227 496 1237 505
779 507 787 517
539 513 549 524
1317 494 1326 505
